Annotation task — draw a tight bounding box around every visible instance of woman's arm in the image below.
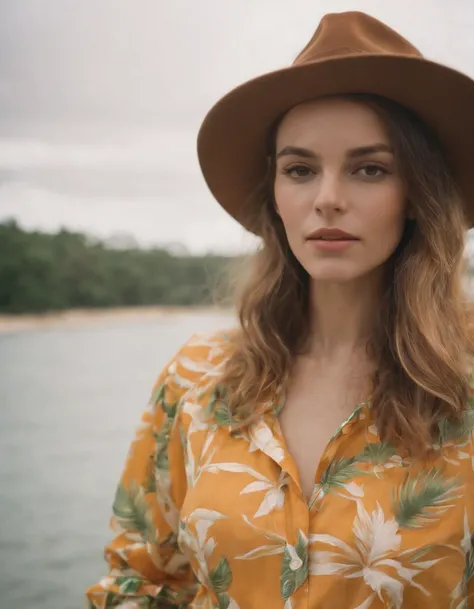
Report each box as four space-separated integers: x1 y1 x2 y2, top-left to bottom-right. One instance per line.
85 354 197 608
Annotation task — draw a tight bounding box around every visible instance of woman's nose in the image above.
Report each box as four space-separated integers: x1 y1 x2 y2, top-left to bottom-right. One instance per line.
312 174 346 215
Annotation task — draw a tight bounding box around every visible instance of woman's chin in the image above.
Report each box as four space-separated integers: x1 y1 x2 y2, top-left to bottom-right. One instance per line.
303 260 362 283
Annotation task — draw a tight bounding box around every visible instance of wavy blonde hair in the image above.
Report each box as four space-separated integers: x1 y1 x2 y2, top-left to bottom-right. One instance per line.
218 94 474 455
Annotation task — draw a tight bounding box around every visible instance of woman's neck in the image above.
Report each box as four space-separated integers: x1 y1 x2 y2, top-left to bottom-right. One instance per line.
305 270 384 361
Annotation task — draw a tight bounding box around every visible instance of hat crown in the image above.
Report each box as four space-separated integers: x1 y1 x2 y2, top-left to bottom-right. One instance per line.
295 11 422 65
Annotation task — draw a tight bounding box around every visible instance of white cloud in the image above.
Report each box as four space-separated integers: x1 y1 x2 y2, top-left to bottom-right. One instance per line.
0 129 197 171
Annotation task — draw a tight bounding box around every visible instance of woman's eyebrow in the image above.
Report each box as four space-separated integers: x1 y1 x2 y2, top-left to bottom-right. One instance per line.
276 146 316 160
276 143 393 160
347 143 393 158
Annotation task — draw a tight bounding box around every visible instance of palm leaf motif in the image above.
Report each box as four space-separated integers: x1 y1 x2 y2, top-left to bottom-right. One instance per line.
280 531 308 601
210 556 233 593
272 386 286 417
112 482 155 541
115 576 142 595
154 401 178 471
328 404 365 443
103 591 120 607
392 468 463 529
399 543 440 562
157 583 198 608
209 556 233 609
319 456 361 489
154 427 171 470
150 381 166 407
357 442 397 464
309 456 363 510
205 384 233 427
437 407 474 445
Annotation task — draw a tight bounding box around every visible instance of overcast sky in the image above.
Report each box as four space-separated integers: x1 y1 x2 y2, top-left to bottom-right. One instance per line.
1 0 474 254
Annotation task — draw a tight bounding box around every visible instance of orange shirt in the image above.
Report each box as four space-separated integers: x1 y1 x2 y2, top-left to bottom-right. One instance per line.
86 331 474 609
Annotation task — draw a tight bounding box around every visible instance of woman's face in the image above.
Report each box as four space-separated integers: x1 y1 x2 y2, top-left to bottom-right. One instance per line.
274 98 409 283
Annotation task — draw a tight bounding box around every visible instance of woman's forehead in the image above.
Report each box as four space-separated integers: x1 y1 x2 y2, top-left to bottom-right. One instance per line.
276 98 391 150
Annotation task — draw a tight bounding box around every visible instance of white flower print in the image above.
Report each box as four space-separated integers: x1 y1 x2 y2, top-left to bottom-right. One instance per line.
310 500 443 609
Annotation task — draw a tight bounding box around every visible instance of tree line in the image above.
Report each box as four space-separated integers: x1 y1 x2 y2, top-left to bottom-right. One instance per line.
0 220 239 313
3 219 474 315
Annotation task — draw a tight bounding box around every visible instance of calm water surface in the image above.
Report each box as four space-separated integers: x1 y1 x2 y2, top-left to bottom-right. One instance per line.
0 311 234 609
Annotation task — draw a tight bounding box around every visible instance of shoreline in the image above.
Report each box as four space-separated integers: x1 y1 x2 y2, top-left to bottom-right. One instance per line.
0 305 233 334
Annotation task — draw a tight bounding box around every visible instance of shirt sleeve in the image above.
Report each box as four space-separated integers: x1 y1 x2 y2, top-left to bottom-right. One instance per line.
465 412 474 607
85 352 197 609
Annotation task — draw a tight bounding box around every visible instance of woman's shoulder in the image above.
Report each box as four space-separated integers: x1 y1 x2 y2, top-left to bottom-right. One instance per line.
156 327 237 402
175 327 237 375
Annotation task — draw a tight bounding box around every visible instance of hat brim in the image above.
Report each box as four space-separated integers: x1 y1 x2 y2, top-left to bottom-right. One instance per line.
197 54 474 233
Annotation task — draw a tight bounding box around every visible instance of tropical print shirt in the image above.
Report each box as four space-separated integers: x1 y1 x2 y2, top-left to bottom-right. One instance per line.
86 331 474 609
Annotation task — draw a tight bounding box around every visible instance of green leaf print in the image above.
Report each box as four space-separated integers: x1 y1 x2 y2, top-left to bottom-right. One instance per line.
309 456 364 509
104 591 120 606
206 385 233 427
357 442 397 464
393 468 463 529
401 543 439 563
438 408 474 445
112 482 154 539
116 576 142 594
319 457 360 488
214 404 233 427
280 532 308 601
150 388 178 472
154 446 169 471
329 403 366 443
112 482 135 522
210 557 233 594
217 592 231 609
205 385 225 413
154 423 173 471
150 382 165 406
156 418 173 443
157 584 187 604
294 531 309 588
280 578 296 601
161 401 177 419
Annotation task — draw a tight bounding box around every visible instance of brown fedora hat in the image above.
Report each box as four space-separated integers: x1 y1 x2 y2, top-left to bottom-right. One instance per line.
197 11 474 234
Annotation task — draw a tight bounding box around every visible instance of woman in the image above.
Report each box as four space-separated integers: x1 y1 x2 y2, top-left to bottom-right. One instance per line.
86 11 474 609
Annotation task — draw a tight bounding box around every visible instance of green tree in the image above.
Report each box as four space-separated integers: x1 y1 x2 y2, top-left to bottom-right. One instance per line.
0 220 238 313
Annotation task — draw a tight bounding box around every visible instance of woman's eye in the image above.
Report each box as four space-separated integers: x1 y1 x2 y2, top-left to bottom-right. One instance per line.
284 165 312 178
357 164 387 178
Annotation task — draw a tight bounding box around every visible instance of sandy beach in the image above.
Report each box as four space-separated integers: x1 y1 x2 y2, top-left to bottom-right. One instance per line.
0 305 233 334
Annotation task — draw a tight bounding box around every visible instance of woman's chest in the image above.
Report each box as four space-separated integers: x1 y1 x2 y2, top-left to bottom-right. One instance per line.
277 366 371 502
278 388 364 503
177 419 472 608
